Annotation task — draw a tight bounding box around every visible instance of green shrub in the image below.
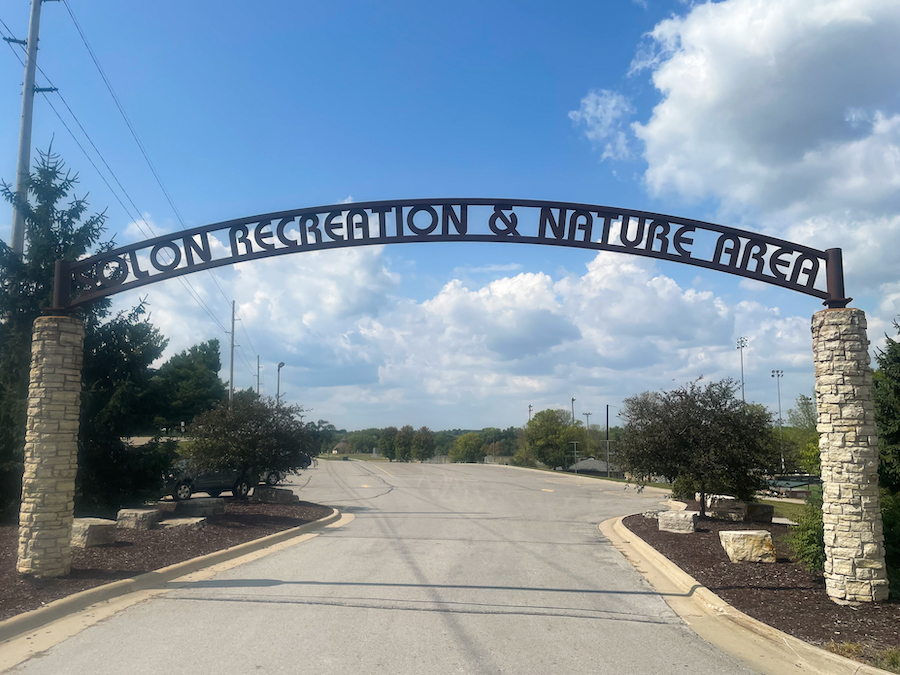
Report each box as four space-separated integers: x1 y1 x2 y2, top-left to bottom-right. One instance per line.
670 475 697 501
881 489 900 600
786 486 825 573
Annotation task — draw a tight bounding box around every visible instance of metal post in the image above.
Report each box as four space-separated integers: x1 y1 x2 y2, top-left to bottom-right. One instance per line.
736 336 747 402
11 0 44 256
571 397 575 426
571 441 578 473
606 404 610 478
772 369 784 472
824 248 851 309
276 361 285 407
582 411 591 459
229 300 235 411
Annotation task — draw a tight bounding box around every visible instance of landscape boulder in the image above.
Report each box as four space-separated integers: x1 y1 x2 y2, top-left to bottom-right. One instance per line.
719 530 776 563
658 510 699 533
707 497 747 521
117 508 162 530
71 518 117 548
174 497 226 517
252 486 298 504
745 503 775 524
159 516 207 530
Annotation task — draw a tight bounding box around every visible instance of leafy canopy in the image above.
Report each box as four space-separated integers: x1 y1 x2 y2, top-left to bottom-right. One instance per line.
618 378 780 511
187 391 314 478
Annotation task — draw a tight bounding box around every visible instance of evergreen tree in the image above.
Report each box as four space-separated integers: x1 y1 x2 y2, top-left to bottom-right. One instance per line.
0 151 168 516
874 323 900 493
145 339 227 429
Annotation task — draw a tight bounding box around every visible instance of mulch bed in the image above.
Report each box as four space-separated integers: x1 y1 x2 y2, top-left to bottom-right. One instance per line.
0 498 332 623
623 508 900 663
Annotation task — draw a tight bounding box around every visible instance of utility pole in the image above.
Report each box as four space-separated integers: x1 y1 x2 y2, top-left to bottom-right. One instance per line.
736 336 748 402
229 300 235 411
10 0 47 256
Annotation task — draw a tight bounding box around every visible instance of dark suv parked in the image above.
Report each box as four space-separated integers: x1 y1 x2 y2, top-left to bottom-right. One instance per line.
165 464 253 501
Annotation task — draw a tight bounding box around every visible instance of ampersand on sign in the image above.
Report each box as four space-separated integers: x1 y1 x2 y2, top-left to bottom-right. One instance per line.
489 206 519 236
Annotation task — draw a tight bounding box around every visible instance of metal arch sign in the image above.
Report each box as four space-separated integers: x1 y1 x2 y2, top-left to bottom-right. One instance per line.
53 198 850 310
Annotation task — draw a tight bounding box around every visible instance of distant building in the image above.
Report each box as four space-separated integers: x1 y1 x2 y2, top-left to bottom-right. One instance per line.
568 458 624 478
332 440 351 454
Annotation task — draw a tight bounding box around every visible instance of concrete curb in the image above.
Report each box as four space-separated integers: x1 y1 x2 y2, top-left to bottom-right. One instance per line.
600 515 893 675
0 507 341 644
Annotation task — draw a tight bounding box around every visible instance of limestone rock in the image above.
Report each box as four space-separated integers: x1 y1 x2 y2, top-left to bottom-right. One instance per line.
116 508 162 530
719 530 776 563
158 516 207 530
252 486 296 504
745 503 775 523
174 497 226 517
71 518 117 548
707 497 747 521
658 510 698 533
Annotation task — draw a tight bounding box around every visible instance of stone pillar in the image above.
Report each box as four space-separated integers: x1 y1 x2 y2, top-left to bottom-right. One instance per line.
812 308 888 603
17 314 84 577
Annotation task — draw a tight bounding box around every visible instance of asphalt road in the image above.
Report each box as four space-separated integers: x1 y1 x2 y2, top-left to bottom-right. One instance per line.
6 462 758 675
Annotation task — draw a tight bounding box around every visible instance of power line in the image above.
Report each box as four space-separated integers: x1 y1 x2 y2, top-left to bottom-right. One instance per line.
0 12 249 348
1 19 231 336
59 1 252 333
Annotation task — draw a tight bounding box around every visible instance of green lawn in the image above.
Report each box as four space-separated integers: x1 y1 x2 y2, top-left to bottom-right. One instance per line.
758 499 806 523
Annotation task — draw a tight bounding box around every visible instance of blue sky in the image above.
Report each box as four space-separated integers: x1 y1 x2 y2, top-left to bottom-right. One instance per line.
1 0 899 432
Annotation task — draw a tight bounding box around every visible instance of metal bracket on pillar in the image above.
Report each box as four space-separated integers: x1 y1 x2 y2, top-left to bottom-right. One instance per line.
823 248 851 309
48 260 72 315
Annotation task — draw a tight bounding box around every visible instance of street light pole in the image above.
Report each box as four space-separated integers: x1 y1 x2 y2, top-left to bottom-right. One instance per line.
571 441 578 473
571 397 576 426
276 361 285 408
771 369 784 472
582 411 592 458
606 404 610 478
736 336 748 402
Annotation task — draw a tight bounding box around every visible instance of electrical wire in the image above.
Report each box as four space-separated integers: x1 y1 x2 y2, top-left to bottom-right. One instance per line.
3 10 265 391
1 21 231 337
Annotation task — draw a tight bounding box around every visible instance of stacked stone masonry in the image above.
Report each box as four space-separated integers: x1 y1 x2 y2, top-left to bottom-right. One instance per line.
17 315 84 577
812 308 889 603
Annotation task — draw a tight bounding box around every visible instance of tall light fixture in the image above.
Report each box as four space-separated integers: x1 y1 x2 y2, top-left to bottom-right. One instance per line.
276 361 285 407
771 369 784 472
736 336 748 402
571 397 576 426
583 411 592 460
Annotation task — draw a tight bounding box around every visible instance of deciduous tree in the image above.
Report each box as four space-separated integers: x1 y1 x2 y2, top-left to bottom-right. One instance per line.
524 409 585 469
618 379 780 515
412 426 435 461
450 432 485 463
187 391 313 479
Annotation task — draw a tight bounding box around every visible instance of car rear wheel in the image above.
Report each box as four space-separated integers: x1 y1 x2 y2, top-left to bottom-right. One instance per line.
173 481 192 501
233 477 251 499
265 471 280 486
